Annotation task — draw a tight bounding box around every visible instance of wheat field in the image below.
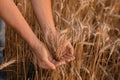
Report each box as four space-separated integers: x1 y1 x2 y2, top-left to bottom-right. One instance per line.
1 0 120 80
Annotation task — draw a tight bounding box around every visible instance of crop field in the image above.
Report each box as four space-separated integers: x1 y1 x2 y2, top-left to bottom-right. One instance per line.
1 0 120 80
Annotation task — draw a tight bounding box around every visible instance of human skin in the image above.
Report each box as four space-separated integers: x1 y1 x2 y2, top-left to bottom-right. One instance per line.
31 0 56 33
0 0 75 69
31 0 75 62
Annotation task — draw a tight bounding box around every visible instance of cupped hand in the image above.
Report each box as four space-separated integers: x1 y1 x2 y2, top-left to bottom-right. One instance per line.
44 29 75 64
60 41 75 63
33 42 66 70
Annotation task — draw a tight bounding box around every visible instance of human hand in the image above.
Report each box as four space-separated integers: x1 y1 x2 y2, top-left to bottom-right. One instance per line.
60 41 75 63
44 29 75 63
32 41 66 70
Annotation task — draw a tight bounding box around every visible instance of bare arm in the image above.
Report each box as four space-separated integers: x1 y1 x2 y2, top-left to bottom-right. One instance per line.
0 0 39 49
0 0 66 69
31 0 75 63
31 0 57 34
0 0 74 69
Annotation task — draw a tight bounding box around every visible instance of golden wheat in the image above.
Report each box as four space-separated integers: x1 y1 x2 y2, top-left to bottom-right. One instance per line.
2 0 120 80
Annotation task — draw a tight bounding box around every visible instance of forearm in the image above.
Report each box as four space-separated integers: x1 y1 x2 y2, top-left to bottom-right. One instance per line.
31 0 56 34
0 0 40 49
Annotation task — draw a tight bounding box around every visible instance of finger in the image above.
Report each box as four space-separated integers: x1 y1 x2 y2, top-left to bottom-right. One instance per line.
50 58 66 67
63 55 75 62
67 43 74 55
45 59 56 70
70 56 75 61
56 60 66 67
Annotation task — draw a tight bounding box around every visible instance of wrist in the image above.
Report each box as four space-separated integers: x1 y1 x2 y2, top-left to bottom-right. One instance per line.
27 35 41 51
42 26 57 35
